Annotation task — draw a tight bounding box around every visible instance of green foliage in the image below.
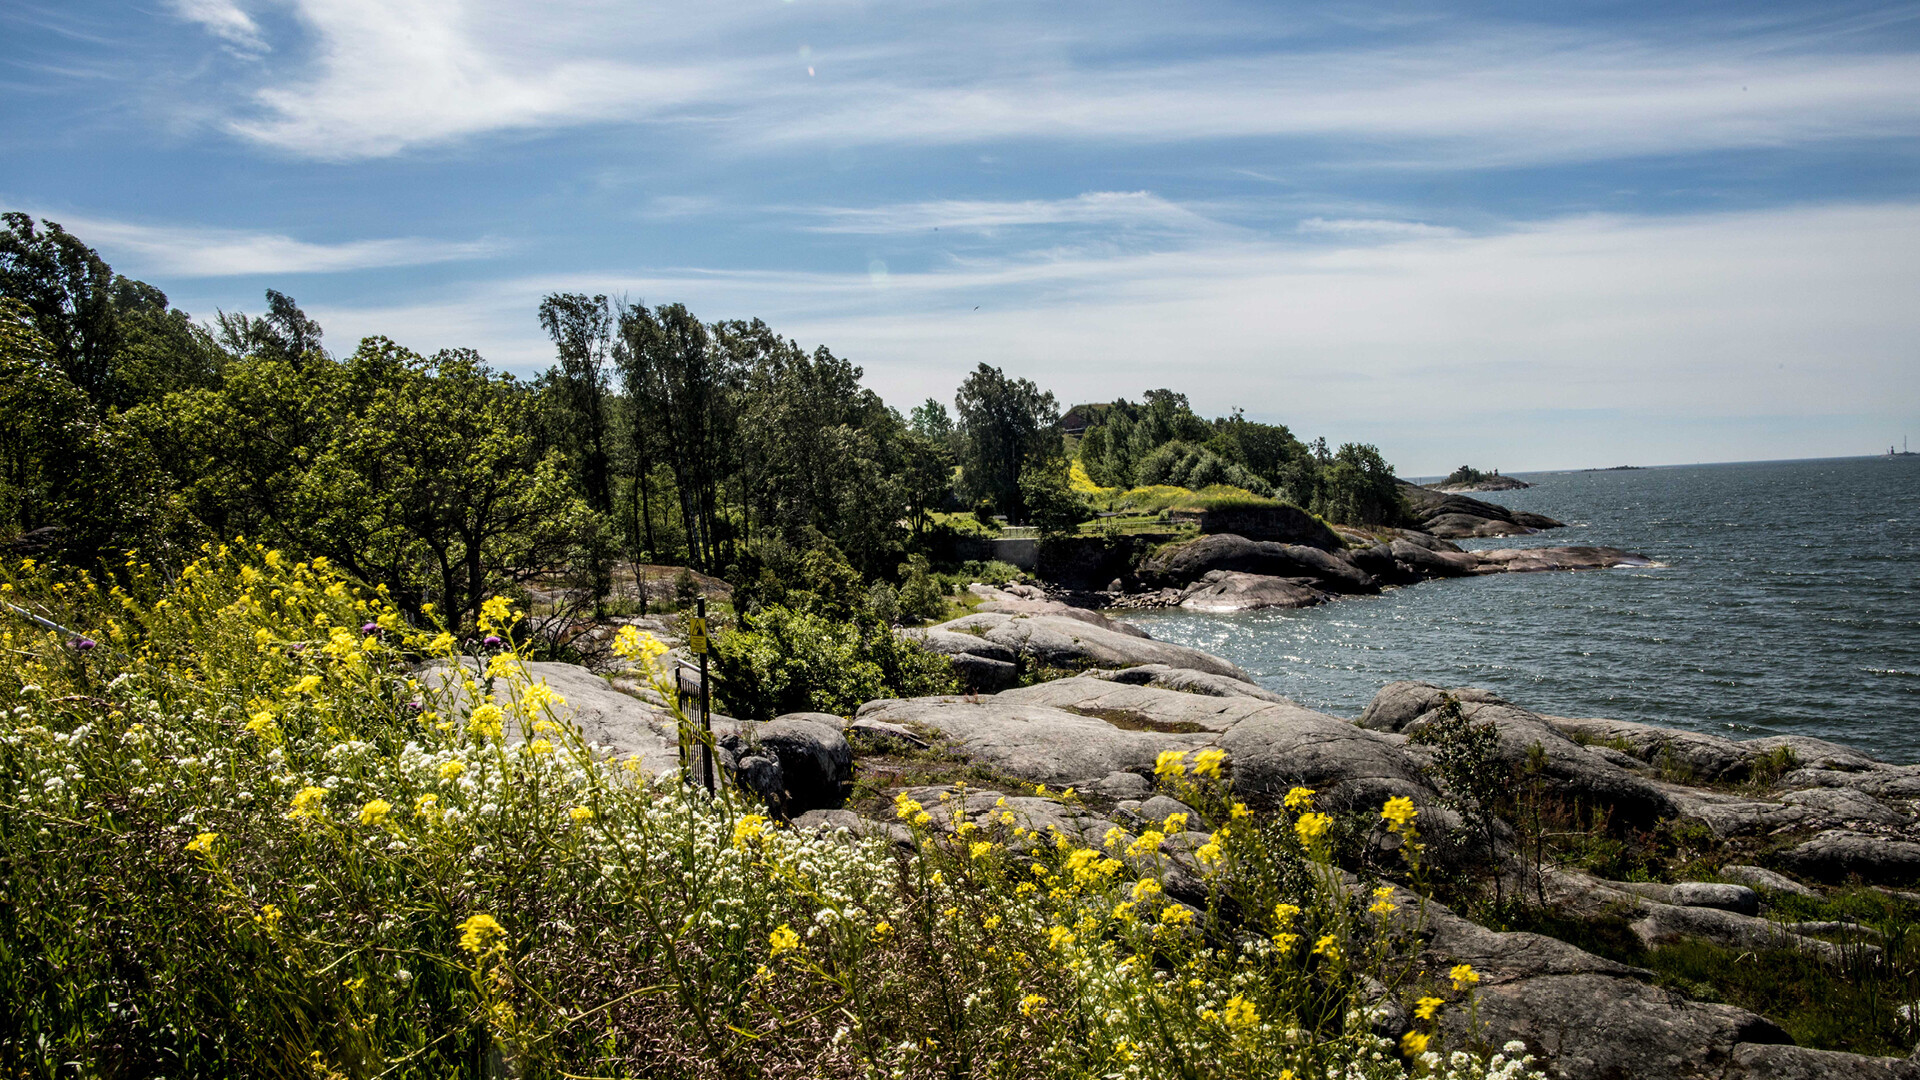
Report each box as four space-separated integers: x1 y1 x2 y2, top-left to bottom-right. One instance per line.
1313 443 1408 526
712 603 956 720
1407 696 1510 899
0 300 172 564
134 337 590 626
896 554 946 623
954 363 1061 519
1441 466 1490 487
1017 459 1093 534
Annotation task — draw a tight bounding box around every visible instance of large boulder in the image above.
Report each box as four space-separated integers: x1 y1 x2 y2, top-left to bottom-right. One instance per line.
1216 705 1439 812
1775 830 1920 886
1363 683 1677 828
1175 570 1334 612
929 612 1253 682
754 717 855 814
999 676 1280 733
1137 534 1378 594
1387 539 1480 577
1470 546 1656 573
1399 483 1566 538
422 659 681 775
854 696 1214 784
907 628 1021 692
1083 663 1294 703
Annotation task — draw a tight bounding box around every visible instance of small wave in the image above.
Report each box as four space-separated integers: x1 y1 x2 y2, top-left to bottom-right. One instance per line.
1864 667 1919 678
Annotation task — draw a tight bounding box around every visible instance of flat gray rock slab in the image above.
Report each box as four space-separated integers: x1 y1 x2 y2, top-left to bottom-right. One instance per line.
1729 1043 1920 1079
1777 830 1920 885
1450 972 1788 1080
855 696 1213 784
1721 864 1821 898
422 659 685 776
1176 571 1332 613
997 677 1277 733
1083 664 1295 703
932 612 1252 681
1215 704 1439 812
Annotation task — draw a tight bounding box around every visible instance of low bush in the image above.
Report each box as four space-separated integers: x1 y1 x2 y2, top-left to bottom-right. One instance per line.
0 548 1542 1079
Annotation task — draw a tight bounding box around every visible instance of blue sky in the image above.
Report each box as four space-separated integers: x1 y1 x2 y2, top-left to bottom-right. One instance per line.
5 0 1918 474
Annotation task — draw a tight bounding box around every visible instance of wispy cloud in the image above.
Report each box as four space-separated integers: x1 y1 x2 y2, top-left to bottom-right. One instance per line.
1297 218 1461 239
166 0 266 54
43 213 500 276
801 192 1227 236
299 203 1920 461
165 2 1920 166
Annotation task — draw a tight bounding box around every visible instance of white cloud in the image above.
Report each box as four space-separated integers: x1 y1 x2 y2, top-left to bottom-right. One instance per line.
49 214 499 276
801 192 1226 236
187 3 1920 167
167 0 267 53
1297 218 1461 239
288 201 1919 474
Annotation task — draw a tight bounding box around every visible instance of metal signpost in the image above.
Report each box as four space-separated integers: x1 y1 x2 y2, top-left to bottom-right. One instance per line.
688 599 714 794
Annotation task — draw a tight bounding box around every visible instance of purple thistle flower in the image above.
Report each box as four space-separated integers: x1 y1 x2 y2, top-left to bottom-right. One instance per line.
361 622 381 636
70 637 97 652
483 635 503 648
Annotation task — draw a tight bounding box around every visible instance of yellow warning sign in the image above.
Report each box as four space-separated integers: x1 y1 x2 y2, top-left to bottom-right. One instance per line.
687 617 708 655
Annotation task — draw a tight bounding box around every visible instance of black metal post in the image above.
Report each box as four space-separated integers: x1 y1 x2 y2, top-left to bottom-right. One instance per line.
698 597 714 794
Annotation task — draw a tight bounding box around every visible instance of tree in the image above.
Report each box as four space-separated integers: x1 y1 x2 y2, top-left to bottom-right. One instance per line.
1313 443 1407 526
0 300 168 563
537 293 615 515
953 363 1059 520
136 336 587 625
1018 459 1092 535
215 290 325 367
908 397 955 451
0 213 120 400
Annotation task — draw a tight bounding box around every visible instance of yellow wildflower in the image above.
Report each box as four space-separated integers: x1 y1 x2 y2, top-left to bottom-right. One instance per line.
1131 877 1162 901
1312 934 1339 959
1273 931 1300 951
769 924 800 956
1221 994 1257 1029
1283 786 1316 811
1401 1030 1431 1056
1192 748 1227 777
1294 812 1332 847
1127 830 1166 857
358 799 392 827
1273 902 1301 925
1230 801 1252 819
1369 885 1397 915
1381 795 1419 833
185 831 217 856
733 814 769 846
970 840 994 860
428 632 456 655
1451 963 1480 990
468 703 505 740
1161 812 1189 833
459 913 506 956
568 806 594 822
1112 901 1136 921
1159 905 1195 926
1020 993 1046 1017
438 759 466 780
1195 838 1224 867
255 902 283 930
414 793 440 819
478 595 514 632
1414 996 1444 1021
1153 750 1187 777
1048 926 1075 950
526 739 554 755
286 785 329 821
289 674 322 697
872 920 892 939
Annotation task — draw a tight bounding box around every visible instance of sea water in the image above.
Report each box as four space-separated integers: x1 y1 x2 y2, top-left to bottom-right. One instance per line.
1127 456 1920 761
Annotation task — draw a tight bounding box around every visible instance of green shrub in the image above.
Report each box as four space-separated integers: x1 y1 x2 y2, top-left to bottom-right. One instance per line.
712 604 955 720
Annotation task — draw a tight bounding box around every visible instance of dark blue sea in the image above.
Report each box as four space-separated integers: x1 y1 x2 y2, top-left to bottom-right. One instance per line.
1128 456 1920 762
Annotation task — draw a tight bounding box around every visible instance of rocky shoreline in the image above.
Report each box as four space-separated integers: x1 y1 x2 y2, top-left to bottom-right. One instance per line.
535 585 1920 1080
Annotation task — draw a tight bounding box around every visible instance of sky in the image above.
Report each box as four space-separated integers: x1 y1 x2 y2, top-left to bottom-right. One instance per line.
4 0 1918 475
